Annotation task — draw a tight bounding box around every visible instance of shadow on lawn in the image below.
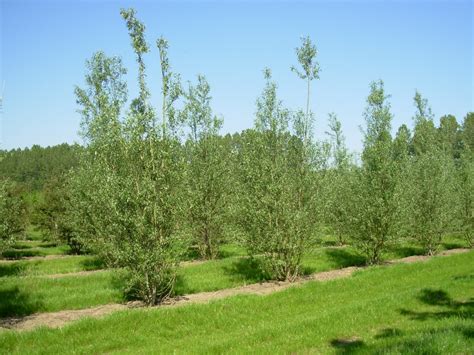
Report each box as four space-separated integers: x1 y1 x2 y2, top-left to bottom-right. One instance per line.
80 257 105 271
1 249 43 259
0 262 28 277
0 287 44 318
399 288 474 321
442 241 466 250
222 258 268 283
330 288 474 354
324 248 366 268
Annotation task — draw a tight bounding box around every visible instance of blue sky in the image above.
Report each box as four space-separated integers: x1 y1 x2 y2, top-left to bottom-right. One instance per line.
1 0 472 153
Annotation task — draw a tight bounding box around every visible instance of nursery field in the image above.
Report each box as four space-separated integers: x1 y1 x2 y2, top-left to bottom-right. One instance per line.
0 231 473 354
1 3 473 354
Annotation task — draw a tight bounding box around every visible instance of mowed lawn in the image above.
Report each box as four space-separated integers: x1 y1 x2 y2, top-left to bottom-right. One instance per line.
1 251 472 354
0 246 366 317
0 236 469 318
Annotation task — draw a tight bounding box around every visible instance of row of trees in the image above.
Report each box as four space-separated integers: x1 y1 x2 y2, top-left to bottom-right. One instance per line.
1 9 471 305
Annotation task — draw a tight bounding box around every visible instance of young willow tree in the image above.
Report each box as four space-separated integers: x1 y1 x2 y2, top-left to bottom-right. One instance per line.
401 92 459 255
72 9 186 305
181 75 228 259
458 114 474 247
238 68 315 281
322 113 353 245
0 179 26 253
344 80 400 264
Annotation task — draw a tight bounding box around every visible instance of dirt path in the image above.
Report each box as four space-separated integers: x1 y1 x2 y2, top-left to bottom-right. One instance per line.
0 254 81 264
0 248 470 332
44 269 109 279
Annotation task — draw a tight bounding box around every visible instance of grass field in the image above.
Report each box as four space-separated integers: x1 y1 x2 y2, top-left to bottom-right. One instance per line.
1 250 472 353
0 235 469 318
0 233 472 353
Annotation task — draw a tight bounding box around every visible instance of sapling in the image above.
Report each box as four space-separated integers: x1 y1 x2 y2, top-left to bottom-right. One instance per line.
343 80 399 264
402 91 459 255
323 113 353 245
0 179 26 253
237 69 315 281
181 75 228 259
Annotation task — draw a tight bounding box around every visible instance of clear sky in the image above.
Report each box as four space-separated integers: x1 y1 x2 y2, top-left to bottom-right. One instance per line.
1 0 472 153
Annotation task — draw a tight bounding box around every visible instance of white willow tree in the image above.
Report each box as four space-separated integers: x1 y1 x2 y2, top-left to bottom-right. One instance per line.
0 179 26 253
238 68 316 281
458 113 474 247
322 113 354 245
401 91 459 255
72 9 187 305
181 75 229 259
343 80 400 264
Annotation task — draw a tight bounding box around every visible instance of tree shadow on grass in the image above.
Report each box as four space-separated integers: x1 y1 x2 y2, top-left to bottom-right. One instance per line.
330 288 474 354
442 241 466 250
324 248 367 268
0 287 44 318
1 249 43 259
80 257 105 271
399 288 474 321
389 245 425 258
358 325 473 354
330 337 365 354
222 257 269 284
0 262 28 277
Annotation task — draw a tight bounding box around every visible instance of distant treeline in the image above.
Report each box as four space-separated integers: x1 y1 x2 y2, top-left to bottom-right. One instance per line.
0 143 81 191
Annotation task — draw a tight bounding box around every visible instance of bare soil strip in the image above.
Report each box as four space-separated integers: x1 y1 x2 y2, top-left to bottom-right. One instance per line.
0 248 470 332
0 255 81 264
44 269 109 279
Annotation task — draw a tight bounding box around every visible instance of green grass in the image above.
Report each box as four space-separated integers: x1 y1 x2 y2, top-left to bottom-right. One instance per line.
1 251 472 354
0 236 468 318
23 226 44 241
1 237 71 259
0 247 362 317
0 255 104 278
0 271 125 317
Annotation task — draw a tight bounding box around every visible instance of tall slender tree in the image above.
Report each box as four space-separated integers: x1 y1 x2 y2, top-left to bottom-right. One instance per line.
343 80 399 264
182 75 228 259
323 113 353 245
402 92 459 255
238 68 315 281
72 9 187 305
0 179 26 253
291 36 320 147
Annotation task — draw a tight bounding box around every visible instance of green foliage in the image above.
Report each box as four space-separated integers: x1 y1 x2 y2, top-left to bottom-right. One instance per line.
291 36 320 146
398 92 460 255
342 80 399 264
438 114 461 159
322 113 354 245
0 179 27 253
34 176 84 253
157 37 182 136
461 112 474 151
0 144 80 191
182 75 229 259
402 152 459 254
237 69 316 281
457 124 474 247
70 9 188 305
